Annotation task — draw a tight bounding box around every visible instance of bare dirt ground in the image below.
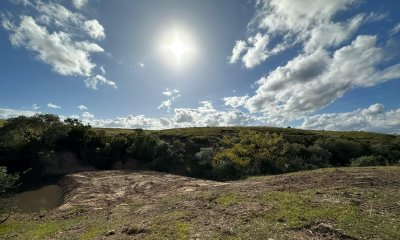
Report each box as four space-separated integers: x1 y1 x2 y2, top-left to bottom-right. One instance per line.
2 167 400 239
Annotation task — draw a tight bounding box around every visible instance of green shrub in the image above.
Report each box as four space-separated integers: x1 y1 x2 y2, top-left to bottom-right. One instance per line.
0 166 19 196
351 155 388 167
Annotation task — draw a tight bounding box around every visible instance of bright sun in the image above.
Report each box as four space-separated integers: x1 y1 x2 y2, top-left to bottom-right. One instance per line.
168 37 188 62
160 28 195 68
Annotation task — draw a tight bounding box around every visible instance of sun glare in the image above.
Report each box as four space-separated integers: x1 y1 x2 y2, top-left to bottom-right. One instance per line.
168 37 188 62
160 28 195 68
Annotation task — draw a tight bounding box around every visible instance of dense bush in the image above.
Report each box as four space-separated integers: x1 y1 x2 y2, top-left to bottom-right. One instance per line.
351 155 388 167
0 114 399 183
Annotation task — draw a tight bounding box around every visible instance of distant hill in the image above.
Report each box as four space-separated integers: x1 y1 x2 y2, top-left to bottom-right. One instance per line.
101 126 399 148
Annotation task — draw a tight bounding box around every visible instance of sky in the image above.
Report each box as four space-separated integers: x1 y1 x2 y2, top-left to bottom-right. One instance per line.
1 0 400 134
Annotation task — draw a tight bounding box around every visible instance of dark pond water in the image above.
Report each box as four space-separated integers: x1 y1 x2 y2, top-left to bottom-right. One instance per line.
13 185 63 212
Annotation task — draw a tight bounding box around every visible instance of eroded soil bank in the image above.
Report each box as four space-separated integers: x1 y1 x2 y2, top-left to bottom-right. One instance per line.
1 167 400 239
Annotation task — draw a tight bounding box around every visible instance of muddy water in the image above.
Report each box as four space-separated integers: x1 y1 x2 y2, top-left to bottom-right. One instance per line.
13 185 63 212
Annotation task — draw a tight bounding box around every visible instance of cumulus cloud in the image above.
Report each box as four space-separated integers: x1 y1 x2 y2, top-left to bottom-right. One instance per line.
223 96 249 108
304 14 364 52
230 0 366 68
84 115 168 130
162 88 179 96
158 100 172 111
242 33 269 68
240 35 400 119
82 111 94 119
85 75 117 90
301 103 400 134
5 16 103 76
72 0 88 9
34 2 105 40
173 101 267 127
229 40 247 64
77 105 88 110
83 20 105 40
77 101 270 129
2 1 111 89
2 102 399 134
47 103 61 109
0 108 37 119
159 88 181 111
36 1 84 28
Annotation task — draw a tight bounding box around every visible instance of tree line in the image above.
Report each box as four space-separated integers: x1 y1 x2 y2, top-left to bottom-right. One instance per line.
0 114 399 189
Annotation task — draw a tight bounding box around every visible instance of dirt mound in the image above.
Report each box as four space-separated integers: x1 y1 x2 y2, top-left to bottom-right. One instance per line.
59 170 227 210
4 167 400 239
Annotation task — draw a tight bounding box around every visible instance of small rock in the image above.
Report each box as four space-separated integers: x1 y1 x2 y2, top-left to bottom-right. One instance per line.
122 225 149 235
105 230 115 236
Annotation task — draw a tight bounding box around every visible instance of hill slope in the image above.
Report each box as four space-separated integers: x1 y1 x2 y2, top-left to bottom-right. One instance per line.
2 167 400 239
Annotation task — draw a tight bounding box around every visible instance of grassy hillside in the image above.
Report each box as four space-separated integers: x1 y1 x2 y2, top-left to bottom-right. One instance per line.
101 126 400 147
0 119 6 127
1 167 400 239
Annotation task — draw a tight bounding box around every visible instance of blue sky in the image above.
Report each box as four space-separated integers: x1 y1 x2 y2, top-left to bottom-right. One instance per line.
1 0 400 134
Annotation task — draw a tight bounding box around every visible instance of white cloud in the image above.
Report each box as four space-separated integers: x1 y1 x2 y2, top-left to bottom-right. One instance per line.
36 1 84 28
242 33 269 68
223 96 249 108
0 108 37 119
162 88 179 96
231 0 364 68
159 88 181 111
390 23 400 36
173 101 267 127
78 101 269 130
85 75 117 90
304 14 364 53
32 104 40 110
47 103 61 109
242 35 400 119
35 2 105 40
5 16 103 76
364 12 389 23
84 115 167 130
2 2 113 89
82 111 94 119
72 0 88 9
99 66 106 74
83 19 106 40
229 40 247 64
1 102 398 134
301 103 400 134
158 100 172 111
77 105 88 110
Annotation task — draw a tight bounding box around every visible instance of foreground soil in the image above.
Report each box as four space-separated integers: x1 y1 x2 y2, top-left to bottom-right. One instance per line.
1 167 400 239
